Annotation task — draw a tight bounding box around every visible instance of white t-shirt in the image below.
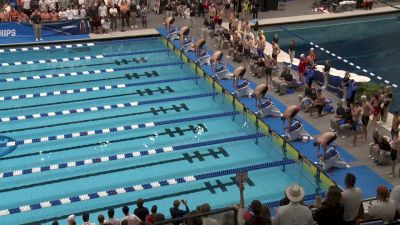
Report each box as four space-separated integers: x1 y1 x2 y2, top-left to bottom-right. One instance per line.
98 5 108 17
80 9 87 19
273 202 314 225
390 185 400 215
368 200 396 222
109 7 117 16
65 9 73 20
48 0 56 10
23 0 31 10
58 11 66 20
39 0 48 11
72 8 80 19
341 187 363 221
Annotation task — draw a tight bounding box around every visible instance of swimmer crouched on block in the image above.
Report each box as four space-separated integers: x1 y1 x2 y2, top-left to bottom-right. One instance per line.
252 83 268 109
281 104 300 129
194 37 206 57
179 26 190 44
313 131 337 160
232 65 246 88
210 51 223 72
165 17 175 34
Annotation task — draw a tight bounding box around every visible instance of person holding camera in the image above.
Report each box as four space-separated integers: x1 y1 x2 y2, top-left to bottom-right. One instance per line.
170 199 189 225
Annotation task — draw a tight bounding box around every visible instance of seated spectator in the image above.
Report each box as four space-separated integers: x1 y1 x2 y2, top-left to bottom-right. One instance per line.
244 200 271 225
58 8 67 20
41 10 51 22
145 205 158 225
98 214 105 225
314 185 344 225
227 32 241 58
370 133 391 164
67 214 76 225
19 12 30 22
364 186 396 222
310 89 326 117
122 205 142 225
330 101 346 132
339 107 353 138
134 198 149 222
369 130 380 159
170 199 190 225
200 204 219 225
49 10 58 21
250 56 264 79
341 173 363 224
273 184 314 225
302 87 317 112
9 7 20 21
105 208 120 225
82 212 96 225
272 65 296 96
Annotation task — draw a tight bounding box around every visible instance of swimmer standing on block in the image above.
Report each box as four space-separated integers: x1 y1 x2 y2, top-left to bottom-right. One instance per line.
165 17 175 33
313 131 337 160
253 83 268 109
281 104 300 129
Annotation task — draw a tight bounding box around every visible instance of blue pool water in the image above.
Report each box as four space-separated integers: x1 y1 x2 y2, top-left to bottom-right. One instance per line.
263 13 400 109
0 37 323 225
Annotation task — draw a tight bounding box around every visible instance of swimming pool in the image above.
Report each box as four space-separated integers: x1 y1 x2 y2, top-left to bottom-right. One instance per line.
0 37 327 225
263 13 400 109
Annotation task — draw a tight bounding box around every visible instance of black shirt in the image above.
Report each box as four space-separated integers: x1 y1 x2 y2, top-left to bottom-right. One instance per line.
134 206 149 222
335 106 345 116
289 43 295 51
170 205 189 225
31 14 42 24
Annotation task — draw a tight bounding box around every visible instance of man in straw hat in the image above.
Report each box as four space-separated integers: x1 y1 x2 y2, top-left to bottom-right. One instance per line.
273 184 314 225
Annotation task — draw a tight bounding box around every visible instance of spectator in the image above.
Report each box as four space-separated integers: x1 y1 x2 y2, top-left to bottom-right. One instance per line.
273 184 314 225
341 173 363 224
41 10 51 22
22 0 32 16
200 203 219 225
48 0 56 11
341 72 351 101
390 184 400 217
19 11 30 22
122 205 142 225
80 5 87 19
322 60 331 89
314 185 344 225
39 0 47 12
381 85 393 123
170 199 190 225
365 185 396 222
153 213 166 224
109 4 117 31
134 198 149 222
250 0 258 19
98 214 106 225
9 7 20 22
346 79 357 107
120 0 129 31
307 48 317 64
67 214 76 225
30 0 39 11
101 17 111 33
330 101 345 132
59 8 67 20
141 5 147 28
369 130 381 160
391 111 400 139
66 6 74 20
389 136 400 177
129 0 138 28
244 200 270 225
31 8 43 41
298 54 308 83
145 205 158 225
52 221 59 225
50 10 59 21
98 2 108 18
304 64 315 89
105 208 120 225
82 212 96 225
72 5 80 19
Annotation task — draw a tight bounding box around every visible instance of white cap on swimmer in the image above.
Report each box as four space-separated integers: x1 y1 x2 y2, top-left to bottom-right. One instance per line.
67 214 75 222
310 48 314 51
361 95 367 100
300 54 305 58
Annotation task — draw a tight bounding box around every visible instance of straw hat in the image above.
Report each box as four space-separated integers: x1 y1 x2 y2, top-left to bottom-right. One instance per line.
285 184 305 203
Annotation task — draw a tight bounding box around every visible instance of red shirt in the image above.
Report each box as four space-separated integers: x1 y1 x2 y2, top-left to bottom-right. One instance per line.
298 59 308 74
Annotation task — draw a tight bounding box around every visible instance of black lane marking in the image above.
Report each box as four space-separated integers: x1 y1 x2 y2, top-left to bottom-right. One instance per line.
0 103 189 134
0 124 208 161
0 86 175 111
0 147 229 193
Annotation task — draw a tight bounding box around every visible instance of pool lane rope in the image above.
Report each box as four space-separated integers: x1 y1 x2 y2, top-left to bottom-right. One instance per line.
0 36 160 53
0 132 264 179
278 26 398 89
0 49 168 67
0 92 216 123
0 111 238 148
0 157 294 216
0 62 181 83
0 73 191 102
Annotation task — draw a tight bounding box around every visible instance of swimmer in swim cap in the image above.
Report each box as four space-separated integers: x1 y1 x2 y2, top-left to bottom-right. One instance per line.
165 16 175 33
253 83 268 109
313 131 337 160
232 65 246 88
281 104 300 129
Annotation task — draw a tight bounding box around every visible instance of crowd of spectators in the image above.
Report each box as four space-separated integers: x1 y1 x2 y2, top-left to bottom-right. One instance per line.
49 173 400 225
